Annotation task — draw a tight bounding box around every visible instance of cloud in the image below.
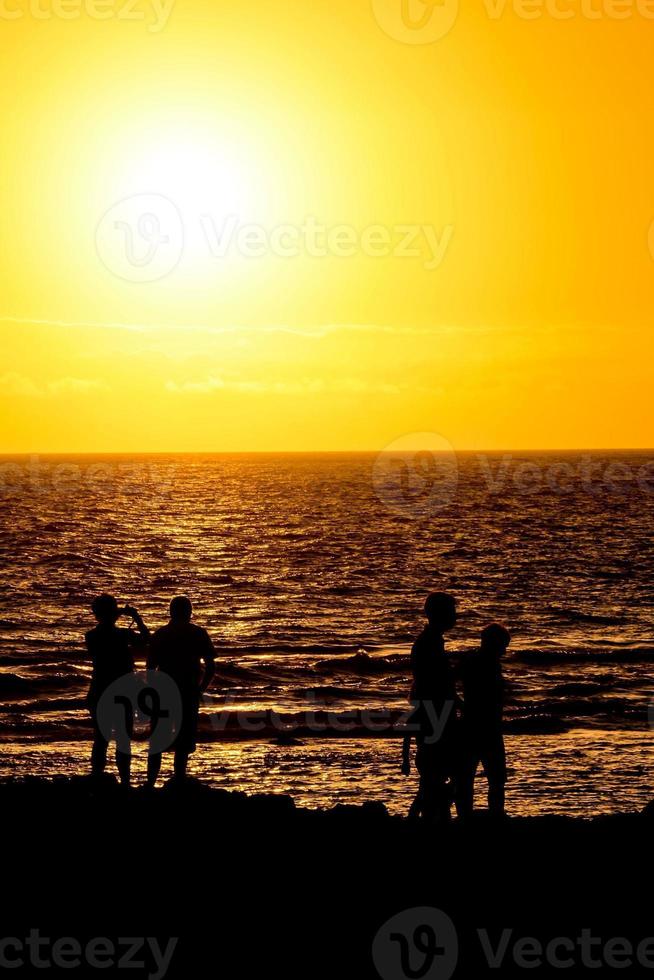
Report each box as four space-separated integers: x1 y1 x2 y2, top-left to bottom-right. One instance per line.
0 373 109 398
0 372 43 398
165 376 401 396
0 314 492 339
165 376 273 394
0 316 146 334
47 377 109 395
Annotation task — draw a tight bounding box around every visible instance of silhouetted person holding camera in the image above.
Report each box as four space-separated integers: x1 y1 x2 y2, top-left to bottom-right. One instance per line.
85 594 150 786
146 596 216 787
457 622 511 818
401 592 458 823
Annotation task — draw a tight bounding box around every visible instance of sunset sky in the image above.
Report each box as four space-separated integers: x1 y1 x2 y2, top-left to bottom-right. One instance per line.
1 0 653 451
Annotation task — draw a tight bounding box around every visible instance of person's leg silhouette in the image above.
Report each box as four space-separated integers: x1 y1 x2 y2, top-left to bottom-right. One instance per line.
416 743 451 824
147 752 162 789
488 781 505 814
482 735 507 815
174 749 189 780
116 749 131 786
455 741 478 819
91 732 108 776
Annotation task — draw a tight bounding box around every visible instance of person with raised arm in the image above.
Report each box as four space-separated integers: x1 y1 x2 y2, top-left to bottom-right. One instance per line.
85 594 150 787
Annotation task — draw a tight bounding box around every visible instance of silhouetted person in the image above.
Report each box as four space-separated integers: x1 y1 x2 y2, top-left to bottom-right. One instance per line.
401 592 458 823
457 622 511 818
146 596 216 787
85 595 150 786
401 682 425 820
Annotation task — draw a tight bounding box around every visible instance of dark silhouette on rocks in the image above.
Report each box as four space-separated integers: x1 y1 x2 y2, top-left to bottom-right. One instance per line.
85 595 150 786
458 622 511 817
402 592 458 824
146 596 216 787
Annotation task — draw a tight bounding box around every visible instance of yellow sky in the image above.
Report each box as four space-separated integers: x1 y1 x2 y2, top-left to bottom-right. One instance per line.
1 0 653 451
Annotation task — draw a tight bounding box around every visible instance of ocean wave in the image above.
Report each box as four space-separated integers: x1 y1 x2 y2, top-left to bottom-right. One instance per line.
0 673 34 695
34 552 88 566
150 574 180 588
0 700 647 743
296 686 381 701
514 648 654 664
317 653 408 676
550 681 613 696
441 547 481 559
219 643 376 656
0 696 85 714
512 697 630 719
548 607 626 626
0 653 53 666
0 671 83 697
504 715 569 734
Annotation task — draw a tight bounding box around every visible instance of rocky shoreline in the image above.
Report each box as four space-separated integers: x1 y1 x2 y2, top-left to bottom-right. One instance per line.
5 777 654 977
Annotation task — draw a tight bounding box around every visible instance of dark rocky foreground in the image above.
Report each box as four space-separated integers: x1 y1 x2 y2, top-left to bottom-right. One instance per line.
4 776 654 977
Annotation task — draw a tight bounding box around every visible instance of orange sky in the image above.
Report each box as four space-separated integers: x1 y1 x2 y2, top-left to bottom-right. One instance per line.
1 0 653 451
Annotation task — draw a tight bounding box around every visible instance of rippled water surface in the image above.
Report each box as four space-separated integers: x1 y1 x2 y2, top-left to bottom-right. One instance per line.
1 452 653 816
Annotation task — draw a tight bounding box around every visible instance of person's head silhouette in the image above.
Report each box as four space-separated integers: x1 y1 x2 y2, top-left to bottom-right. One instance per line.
170 595 193 623
424 592 457 633
481 622 511 656
91 593 120 626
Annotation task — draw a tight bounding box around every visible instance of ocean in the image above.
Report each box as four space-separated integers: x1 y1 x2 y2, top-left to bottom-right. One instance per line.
1 450 653 816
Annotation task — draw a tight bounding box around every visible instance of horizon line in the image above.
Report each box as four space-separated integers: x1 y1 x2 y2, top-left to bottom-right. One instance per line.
1 447 653 456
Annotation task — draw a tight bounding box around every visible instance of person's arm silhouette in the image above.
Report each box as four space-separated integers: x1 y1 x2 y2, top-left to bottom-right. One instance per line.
124 604 150 649
198 630 216 695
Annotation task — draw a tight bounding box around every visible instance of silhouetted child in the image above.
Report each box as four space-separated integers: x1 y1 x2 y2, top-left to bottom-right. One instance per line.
457 622 510 818
85 594 150 786
401 592 458 823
